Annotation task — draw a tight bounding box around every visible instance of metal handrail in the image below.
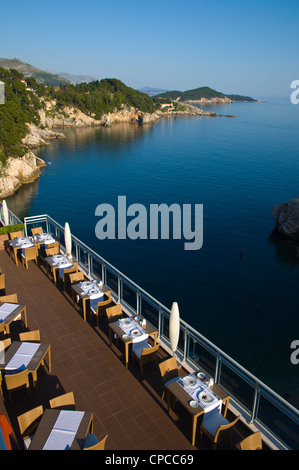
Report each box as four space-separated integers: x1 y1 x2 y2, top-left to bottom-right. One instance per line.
20 211 299 449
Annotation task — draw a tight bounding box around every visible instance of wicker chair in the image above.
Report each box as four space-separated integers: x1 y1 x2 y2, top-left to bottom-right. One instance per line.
69 271 85 285
158 357 182 400
49 391 75 410
133 343 160 377
9 230 24 240
0 273 6 295
200 414 240 450
45 242 60 257
0 339 11 395
90 291 112 327
4 369 31 405
59 263 79 290
105 304 124 324
236 431 263 450
17 405 44 449
0 293 18 303
21 245 38 269
19 330 41 343
83 434 108 450
0 338 11 351
31 227 43 236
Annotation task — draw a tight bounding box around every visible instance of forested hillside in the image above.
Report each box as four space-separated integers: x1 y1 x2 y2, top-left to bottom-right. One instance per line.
0 70 157 166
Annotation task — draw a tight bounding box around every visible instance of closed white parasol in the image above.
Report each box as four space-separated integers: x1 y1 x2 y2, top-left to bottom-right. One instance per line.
169 302 180 355
64 222 72 257
2 200 9 226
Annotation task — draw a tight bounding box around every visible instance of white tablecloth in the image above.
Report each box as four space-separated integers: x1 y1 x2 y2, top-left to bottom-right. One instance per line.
16 237 34 255
0 303 18 322
36 233 56 245
43 410 85 450
117 318 148 354
5 342 40 373
177 374 222 420
51 254 73 277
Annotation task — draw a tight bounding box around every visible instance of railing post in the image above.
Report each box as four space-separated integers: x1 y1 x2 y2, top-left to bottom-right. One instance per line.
215 354 222 384
118 277 122 303
182 325 188 363
88 253 92 277
250 384 260 424
158 308 162 340
136 291 140 315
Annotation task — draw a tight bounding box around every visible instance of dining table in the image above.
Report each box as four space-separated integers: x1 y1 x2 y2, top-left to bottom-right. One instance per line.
0 341 51 390
165 371 230 446
108 316 158 368
45 254 76 285
0 302 27 334
71 280 111 321
9 233 57 266
28 409 93 450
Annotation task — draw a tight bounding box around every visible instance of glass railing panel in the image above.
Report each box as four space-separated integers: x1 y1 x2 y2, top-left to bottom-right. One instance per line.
186 335 216 377
77 245 89 273
161 314 170 342
122 282 137 312
140 298 160 329
105 268 118 296
91 257 103 282
218 362 255 412
257 393 299 449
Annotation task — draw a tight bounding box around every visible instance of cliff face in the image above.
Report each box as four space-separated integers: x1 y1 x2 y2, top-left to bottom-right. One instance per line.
0 150 46 198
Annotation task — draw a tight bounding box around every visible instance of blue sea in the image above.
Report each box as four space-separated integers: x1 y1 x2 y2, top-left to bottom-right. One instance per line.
7 98 299 406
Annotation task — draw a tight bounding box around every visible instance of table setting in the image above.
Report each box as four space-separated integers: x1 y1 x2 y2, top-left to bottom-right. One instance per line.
50 254 73 277
117 317 148 353
177 373 222 416
34 232 56 246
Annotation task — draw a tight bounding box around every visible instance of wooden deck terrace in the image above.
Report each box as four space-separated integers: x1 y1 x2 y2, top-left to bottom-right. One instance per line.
0 247 262 451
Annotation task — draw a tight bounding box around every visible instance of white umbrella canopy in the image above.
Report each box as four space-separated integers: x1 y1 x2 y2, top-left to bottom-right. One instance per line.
2 200 9 226
64 222 72 256
169 302 180 355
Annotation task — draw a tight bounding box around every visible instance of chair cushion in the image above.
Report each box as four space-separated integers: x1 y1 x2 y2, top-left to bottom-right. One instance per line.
164 377 179 387
133 343 151 360
202 412 228 437
84 433 99 448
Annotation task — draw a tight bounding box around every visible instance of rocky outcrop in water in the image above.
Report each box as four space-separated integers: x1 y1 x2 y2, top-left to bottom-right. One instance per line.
272 197 299 240
0 151 46 198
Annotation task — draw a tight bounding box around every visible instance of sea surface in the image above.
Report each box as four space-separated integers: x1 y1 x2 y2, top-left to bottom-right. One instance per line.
7 97 299 407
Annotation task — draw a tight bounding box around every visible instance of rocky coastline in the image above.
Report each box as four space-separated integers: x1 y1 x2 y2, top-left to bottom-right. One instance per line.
0 101 228 198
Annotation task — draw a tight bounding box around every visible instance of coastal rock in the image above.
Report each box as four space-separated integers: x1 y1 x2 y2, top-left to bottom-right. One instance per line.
22 122 65 148
182 96 232 105
0 151 46 198
272 198 299 240
41 107 102 128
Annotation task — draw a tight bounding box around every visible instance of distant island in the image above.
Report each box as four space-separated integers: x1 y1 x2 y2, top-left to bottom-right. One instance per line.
155 86 257 104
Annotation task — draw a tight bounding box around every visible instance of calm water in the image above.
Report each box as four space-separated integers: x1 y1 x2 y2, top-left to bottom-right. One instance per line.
7 98 299 406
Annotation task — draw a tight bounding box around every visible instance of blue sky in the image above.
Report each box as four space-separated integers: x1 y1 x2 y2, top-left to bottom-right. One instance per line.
0 0 298 98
